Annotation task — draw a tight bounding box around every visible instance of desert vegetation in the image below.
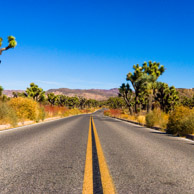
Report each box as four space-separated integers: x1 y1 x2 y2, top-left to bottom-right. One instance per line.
0 83 101 129
1 43 193 136
104 61 194 136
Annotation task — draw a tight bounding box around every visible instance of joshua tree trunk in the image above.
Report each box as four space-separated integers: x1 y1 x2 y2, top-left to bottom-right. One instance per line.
147 92 153 113
135 95 138 114
129 107 133 115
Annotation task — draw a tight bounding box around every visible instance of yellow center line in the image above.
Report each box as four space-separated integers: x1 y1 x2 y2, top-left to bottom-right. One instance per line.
82 115 116 193
92 116 116 194
82 116 93 194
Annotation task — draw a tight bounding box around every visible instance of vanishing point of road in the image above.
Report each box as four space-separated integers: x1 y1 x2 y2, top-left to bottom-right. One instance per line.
0 110 194 193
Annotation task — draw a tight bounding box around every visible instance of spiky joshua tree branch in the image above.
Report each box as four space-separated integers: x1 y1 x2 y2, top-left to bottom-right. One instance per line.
0 36 17 62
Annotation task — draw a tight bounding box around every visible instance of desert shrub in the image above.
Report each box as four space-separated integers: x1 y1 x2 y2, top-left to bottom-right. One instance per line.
167 106 194 136
104 110 110 116
160 114 169 129
109 109 122 117
43 105 94 118
0 102 17 126
44 105 58 117
63 111 70 117
43 105 68 117
181 114 194 135
9 97 39 123
146 112 155 127
146 108 168 129
104 109 138 122
104 109 121 117
128 115 137 121
36 106 46 122
67 108 79 116
121 114 129 119
137 115 146 125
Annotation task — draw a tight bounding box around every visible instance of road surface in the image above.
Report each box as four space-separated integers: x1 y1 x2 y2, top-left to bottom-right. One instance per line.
0 110 194 193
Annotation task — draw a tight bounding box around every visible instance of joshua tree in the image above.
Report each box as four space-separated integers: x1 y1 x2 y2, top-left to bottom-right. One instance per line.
155 83 179 112
126 64 144 113
166 86 179 112
119 83 134 115
0 36 17 63
12 91 28 98
56 95 68 107
0 86 3 96
79 97 87 109
155 82 170 111
67 96 80 109
47 93 57 106
107 97 125 109
85 99 99 108
127 61 165 113
142 61 165 78
26 83 45 102
181 95 194 109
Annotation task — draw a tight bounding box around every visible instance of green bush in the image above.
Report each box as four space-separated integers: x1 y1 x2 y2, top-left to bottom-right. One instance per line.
0 102 18 127
146 108 169 129
167 106 194 136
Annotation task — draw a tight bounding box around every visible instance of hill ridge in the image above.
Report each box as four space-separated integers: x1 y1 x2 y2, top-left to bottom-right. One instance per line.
3 88 194 100
3 88 119 101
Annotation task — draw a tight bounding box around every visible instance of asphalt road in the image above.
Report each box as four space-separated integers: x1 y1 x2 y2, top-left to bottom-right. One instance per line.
93 110 194 194
0 115 90 193
0 110 194 193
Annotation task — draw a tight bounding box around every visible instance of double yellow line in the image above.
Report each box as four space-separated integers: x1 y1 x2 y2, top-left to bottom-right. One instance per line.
82 116 116 194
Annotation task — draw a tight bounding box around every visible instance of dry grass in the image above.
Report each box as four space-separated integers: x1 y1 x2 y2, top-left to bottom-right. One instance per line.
104 109 138 123
104 108 168 128
105 107 194 136
137 115 146 125
0 100 98 128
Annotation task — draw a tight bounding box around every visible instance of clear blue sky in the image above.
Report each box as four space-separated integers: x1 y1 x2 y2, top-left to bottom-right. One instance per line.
1 0 194 90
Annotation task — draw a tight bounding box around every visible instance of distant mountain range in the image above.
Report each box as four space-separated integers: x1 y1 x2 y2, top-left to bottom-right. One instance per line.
3 88 119 101
3 88 194 101
46 88 119 100
176 88 194 99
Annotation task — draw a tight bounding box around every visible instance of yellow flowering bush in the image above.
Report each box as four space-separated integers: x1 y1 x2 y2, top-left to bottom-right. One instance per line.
9 97 39 123
145 108 169 129
167 106 194 136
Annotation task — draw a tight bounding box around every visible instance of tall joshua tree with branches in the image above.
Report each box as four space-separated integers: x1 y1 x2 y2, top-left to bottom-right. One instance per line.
119 83 134 115
142 61 165 112
127 61 165 113
155 83 179 112
126 64 144 113
26 83 45 102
